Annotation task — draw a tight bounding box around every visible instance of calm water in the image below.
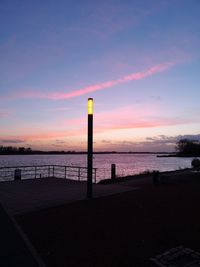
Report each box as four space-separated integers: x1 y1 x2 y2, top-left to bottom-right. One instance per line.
0 154 195 182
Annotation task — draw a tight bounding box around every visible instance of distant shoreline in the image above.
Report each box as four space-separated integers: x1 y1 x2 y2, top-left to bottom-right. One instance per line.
1 151 200 157
0 151 173 155
157 154 200 158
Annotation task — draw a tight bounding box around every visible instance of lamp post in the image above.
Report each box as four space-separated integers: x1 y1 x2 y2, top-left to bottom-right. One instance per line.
87 98 93 198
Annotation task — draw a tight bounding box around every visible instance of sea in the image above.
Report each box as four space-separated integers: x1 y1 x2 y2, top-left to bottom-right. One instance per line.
0 154 196 182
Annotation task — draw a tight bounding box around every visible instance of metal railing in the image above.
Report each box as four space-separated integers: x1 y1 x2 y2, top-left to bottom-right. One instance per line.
0 165 97 183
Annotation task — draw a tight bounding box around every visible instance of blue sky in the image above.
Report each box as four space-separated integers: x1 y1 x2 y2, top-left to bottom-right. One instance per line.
0 0 200 151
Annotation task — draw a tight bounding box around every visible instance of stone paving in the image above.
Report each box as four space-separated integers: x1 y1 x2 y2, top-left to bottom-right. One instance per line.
0 177 138 215
150 246 200 266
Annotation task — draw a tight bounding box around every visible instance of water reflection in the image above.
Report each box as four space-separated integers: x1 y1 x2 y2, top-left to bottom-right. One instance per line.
0 154 194 182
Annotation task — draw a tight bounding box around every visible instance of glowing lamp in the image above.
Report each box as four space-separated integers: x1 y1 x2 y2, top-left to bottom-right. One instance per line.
87 97 93 198
88 98 93 115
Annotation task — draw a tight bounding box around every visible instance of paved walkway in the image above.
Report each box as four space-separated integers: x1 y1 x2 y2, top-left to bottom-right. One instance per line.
0 178 138 215
0 203 46 267
0 178 138 266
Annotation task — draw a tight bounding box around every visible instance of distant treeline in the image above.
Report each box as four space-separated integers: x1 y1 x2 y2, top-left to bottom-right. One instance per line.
176 139 200 156
0 146 33 154
0 145 167 155
0 146 80 155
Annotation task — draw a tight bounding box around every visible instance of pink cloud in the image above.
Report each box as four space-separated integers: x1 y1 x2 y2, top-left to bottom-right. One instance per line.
65 105 194 134
15 61 174 100
23 129 86 141
93 109 193 133
100 117 192 132
0 108 194 145
0 130 85 143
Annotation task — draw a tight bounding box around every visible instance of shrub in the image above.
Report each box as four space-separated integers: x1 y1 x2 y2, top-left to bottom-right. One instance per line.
191 158 200 168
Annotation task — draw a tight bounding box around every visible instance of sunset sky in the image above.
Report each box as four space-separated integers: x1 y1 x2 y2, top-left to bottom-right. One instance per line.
0 0 200 152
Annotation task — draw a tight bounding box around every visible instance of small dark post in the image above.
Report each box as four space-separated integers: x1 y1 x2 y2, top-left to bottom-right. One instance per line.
111 164 116 180
87 98 93 198
14 168 21 180
152 170 160 186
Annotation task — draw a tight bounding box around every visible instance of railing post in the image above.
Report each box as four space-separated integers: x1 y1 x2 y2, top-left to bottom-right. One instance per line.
14 168 21 180
53 166 55 177
78 168 81 181
65 166 67 178
48 166 50 177
94 168 97 183
35 166 37 179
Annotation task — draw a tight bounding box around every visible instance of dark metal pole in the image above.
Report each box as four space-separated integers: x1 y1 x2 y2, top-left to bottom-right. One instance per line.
87 98 93 198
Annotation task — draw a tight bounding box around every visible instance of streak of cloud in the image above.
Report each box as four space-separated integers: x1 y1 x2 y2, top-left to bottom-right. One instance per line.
16 62 175 100
46 62 174 100
0 129 86 143
0 139 25 144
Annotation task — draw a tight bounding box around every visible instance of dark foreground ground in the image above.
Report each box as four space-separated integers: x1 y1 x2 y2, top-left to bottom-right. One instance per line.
16 170 200 266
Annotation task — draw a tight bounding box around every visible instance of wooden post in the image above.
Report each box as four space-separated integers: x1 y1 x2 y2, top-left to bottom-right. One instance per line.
14 168 21 180
111 164 116 180
94 168 97 183
64 166 67 179
78 167 81 181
